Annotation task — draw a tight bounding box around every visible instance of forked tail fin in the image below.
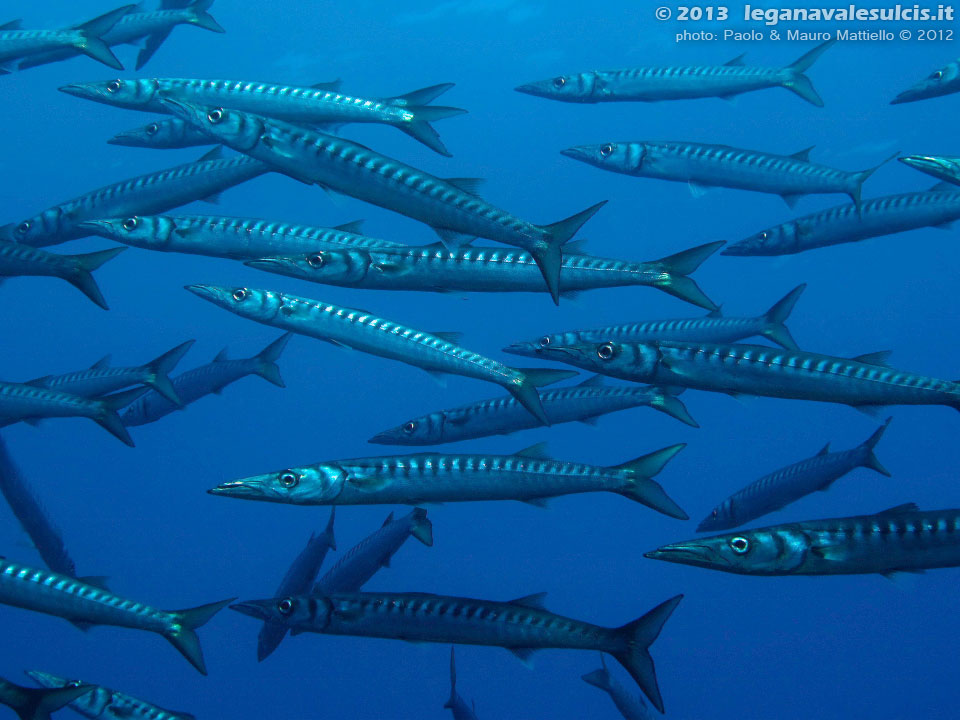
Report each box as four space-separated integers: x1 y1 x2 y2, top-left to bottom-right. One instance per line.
65 247 127 310
532 201 607 304
612 595 683 714
143 339 196 405
73 5 134 70
410 507 433 546
253 332 291 387
10 683 94 720
396 105 467 157
165 597 236 674
647 241 723 311
188 0 225 32
760 283 805 350
859 416 892 477
506 368 579 425
781 39 835 106
612 444 688 519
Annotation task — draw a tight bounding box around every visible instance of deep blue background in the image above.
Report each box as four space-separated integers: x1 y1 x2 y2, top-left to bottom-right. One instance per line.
0 1 958 717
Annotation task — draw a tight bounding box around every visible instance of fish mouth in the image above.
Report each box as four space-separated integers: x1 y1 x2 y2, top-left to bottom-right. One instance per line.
368 430 403 444
106 130 141 146
514 82 539 95
560 146 595 163
207 479 269 499
501 342 542 357
244 258 288 273
898 155 952 175
58 83 99 100
644 542 728 567
159 96 207 125
889 89 921 105
77 220 115 234
184 284 235 306
229 599 276 621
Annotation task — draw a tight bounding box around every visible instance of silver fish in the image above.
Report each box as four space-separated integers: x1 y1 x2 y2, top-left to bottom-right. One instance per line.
108 117 213 149
899 154 960 186
25 671 194 720
0 674 92 720
891 57 960 104
582 655 652 720
444 648 479 720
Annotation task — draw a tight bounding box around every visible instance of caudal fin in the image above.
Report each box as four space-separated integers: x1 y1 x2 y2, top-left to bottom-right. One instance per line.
10 684 94 720
443 646 458 709
533 201 607 305
847 152 898 212
188 0 225 32
781 39 835 107
647 241 723 311
386 83 456 106
93 387 147 446
649 389 699 428
859 416 892 477
410 507 433 546
73 5 134 70
166 597 236 674
612 595 683 714
253 332 291 387
506 368 579 425
612 444 688 519
760 283 805 351
66 246 127 310
581 655 613 692
143 339 195 405
396 105 467 157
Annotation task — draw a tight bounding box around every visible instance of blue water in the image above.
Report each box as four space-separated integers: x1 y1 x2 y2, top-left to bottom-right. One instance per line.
1 1 958 718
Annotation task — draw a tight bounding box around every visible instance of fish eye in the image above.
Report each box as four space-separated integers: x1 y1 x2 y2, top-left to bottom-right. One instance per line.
759 231 769 240
538 336 551 347
932 70 944 79
146 123 158 135
277 598 294 615
307 253 324 268
232 288 248 302
711 509 718 518
278 470 299 488
729 536 750 554
600 144 614 157
553 76 566 88
402 421 416 434
66 680 83 688
15 221 31 234
597 342 615 360
122 217 138 231
207 108 224 124
106 80 121 93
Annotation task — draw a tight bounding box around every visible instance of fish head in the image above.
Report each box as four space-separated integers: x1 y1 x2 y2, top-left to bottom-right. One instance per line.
185 284 283 322
515 72 596 102
368 412 444 445
208 464 345 504
505 338 659 381
502 330 584 359
108 118 187 148
78 215 174 248
23 670 73 689
230 595 317 627
722 221 796 257
696 498 736 532
245 250 369 285
646 528 803 574
898 154 960 183
160 97 265 152
1 207 63 245
891 63 959 104
560 141 633 171
59 78 158 108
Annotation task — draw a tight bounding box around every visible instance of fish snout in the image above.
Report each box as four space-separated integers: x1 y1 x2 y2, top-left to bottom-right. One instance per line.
560 146 593 163
229 599 276 621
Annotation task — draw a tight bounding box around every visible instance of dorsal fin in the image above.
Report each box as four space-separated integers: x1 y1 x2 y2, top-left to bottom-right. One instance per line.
332 220 365 234
577 374 606 388
431 331 463 344
789 145 815 162
381 511 395 527
445 178 485 196
509 592 547 610
311 79 342 91
930 181 956 192
817 443 831 456
213 348 229 362
852 350 892 367
90 354 111 370
197 146 223 163
878 502 919 515
563 238 588 254
513 442 551 460
724 53 746 66
707 306 723 318
0 19 23 31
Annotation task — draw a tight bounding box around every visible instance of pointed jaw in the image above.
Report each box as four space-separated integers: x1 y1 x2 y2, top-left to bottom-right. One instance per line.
645 541 729 569
501 341 541 358
107 130 144 146
898 155 953 176
159 96 209 128
560 146 594 163
514 82 542 96
58 83 104 101
244 258 291 275
229 599 278 621
77 219 118 237
184 284 238 310
207 477 273 500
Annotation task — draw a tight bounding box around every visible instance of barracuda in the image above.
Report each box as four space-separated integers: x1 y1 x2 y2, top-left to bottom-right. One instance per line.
505 284 805 359
0 558 233 674
245 240 720 309
561 141 884 211
515 40 834 106
0 148 269 248
0 674 92 720
891 57 960 104
208 443 688 518
121 333 289 427
185 285 574 423
80 215 404 260
26 671 194 720
698 419 892 532
61 77 464 155
445 648 479 720
108 117 213 149
647 503 960 578
230 592 682 714
0 240 125 310
511 340 960 415
162 101 606 303
723 183 960 256
899 154 960 186
582 655 652 720
369 375 696 447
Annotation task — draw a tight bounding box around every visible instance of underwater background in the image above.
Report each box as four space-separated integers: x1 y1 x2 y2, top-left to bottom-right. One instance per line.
1 0 958 717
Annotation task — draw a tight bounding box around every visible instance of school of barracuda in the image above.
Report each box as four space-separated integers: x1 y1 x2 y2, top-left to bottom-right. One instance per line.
1 4 959 718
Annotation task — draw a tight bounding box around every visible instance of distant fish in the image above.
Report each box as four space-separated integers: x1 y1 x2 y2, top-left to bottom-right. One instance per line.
185 285 575 424
582 655 652 720
257 509 336 662
209 443 688 519
121 333 290 427
0 673 92 720
515 40 834 106
369 376 696 447
161 100 605 304
245 240 721 310
26 670 195 720
698 419 892 532
891 57 960 104
0 148 269 248
60 77 463 155
444 648 479 720
505 284 805 358
230 592 683 714
108 117 214 150
899 155 960 186
80 215 405 261
561 141 885 211
0 557 233 674
0 241 125 310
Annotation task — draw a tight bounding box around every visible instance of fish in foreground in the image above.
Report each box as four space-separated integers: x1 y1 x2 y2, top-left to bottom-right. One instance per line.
0 558 232 674
257 509 336 662
583 655 652 720
0 241 126 310
0 674 91 720
231 592 682 713
505 284 805 359
561 141 884 211
161 100 605 303
899 155 960 186
245 240 721 310
80 215 404 261
209 443 688 518
647 503 960 578
515 40 834 106
0 6 131 72
108 117 214 149
185 285 574 424
370 375 696 447
723 183 960 256
698 419 892 532
26 671 194 720
891 57 960 104
0 148 268 248
62 78 464 156
510 340 960 416
26 340 194 405
444 648 479 720
121 333 289 427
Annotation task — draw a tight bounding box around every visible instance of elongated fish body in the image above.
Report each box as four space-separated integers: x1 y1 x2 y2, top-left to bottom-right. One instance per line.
246 240 721 310
230 592 683 713
161 100 605 303
444 648 479 720
582 656 652 720
0 558 232 673
899 155 960 186
185 285 573 424
891 58 960 104
515 41 834 106
0 149 269 248
209 444 688 518
369 376 696 447
518 340 960 414
647 503 960 577
80 215 405 261
724 185 960 256
506 285 805 359
562 141 877 209
312 509 433 595
109 117 214 149
121 333 289 427
26 671 194 720
698 420 892 532
0 675 92 720
257 510 336 661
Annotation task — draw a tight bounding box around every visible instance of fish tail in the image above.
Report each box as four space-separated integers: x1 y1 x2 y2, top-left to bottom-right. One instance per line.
410 507 433 546
860 416 893 477
612 595 683 714
612 444 688 519
188 0 226 33
396 105 467 157
534 201 607 304
506 367 578 424
649 388 699 428
66 246 126 310
143 339 195 406
11 684 94 720
386 82 456 106
781 39 834 107
166 597 235 675
73 4 132 70
760 283 806 351
848 152 898 212
92 406 135 447
254 332 291 387
323 506 337 550
647 241 723 311
581 655 613 691
443 646 458 709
